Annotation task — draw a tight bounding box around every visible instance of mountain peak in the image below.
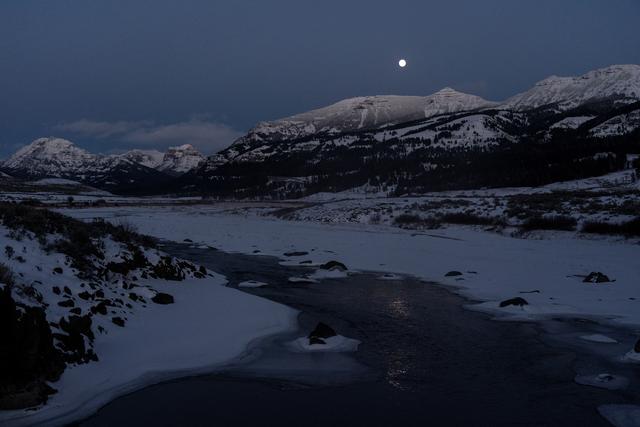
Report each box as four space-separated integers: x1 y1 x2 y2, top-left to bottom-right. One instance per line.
242 90 495 145
433 87 461 94
506 64 640 110
157 144 204 175
4 137 95 172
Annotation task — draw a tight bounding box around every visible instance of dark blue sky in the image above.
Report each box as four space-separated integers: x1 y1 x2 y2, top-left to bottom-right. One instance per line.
1 0 639 157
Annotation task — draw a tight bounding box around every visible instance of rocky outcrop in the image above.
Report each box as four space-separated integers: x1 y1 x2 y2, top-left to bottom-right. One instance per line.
0 286 65 409
151 292 174 305
583 272 612 283
499 297 529 308
320 261 348 271
307 322 337 345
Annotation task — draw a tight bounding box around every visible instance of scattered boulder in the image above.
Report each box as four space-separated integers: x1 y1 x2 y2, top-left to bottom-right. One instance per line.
52 267 63 275
445 271 463 277
284 251 308 257
78 291 92 301
57 299 75 308
309 336 326 345
151 292 174 305
54 314 96 364
320 261 347 271
52 286 61 295
499 297 529 308
63 286 72 295
308 322 337 344
59 314 94 341
151 257 185 281
583 272 612 283
90 301 108 315
111 317 125 327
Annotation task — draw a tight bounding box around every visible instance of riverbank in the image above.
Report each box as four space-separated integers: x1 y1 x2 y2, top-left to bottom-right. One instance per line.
62 205 640 329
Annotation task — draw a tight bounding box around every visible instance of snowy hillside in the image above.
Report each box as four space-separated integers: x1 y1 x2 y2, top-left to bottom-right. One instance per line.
590 110 640 138
505 64 640 111
0 204 295 425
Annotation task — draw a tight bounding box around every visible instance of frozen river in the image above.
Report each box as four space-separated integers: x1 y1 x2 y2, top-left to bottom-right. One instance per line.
81 243 638 426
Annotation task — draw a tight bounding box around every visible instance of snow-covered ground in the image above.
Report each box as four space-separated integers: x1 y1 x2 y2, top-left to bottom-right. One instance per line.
0 220 297 427
62 205 640 330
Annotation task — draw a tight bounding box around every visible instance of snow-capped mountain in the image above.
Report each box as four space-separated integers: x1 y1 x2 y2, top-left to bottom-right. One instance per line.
5 64 639 198
3 137 97 176
156 144 204 175
179 64 640 198
118 149 165 169
505 64 640 111
118 145 204 175
242 88 497 144
1 138 171 194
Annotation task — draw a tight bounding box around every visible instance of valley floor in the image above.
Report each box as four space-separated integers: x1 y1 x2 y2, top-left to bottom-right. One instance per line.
1 169 638 426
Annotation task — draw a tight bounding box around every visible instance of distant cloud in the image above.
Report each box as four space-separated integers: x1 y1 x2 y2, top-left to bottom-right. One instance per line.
54 119 151 139
53 117 243 154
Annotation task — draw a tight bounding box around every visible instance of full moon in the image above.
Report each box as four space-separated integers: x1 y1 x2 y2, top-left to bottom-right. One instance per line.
398 59 407 68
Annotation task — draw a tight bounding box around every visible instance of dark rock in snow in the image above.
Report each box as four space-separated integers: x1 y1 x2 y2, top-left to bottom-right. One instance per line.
308 322 337 341
78 291 92 300
52 286 61 295
57 299 75 308
284 251 308 257
54 314 96 364
63 286 71 295
90 301 108 315
111 317 125 327
499 297 529 308
151 256 185 281
583 272 612 283
151 292 174 305
634 338 640 353
309 336 326 345
0 380 58 410
59 314 94 341
53 267 63 275
69 308 81 315
445 271 463 277
320 261 348 271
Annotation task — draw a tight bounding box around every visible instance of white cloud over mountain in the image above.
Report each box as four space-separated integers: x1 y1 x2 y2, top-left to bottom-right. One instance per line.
54 117 242 154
